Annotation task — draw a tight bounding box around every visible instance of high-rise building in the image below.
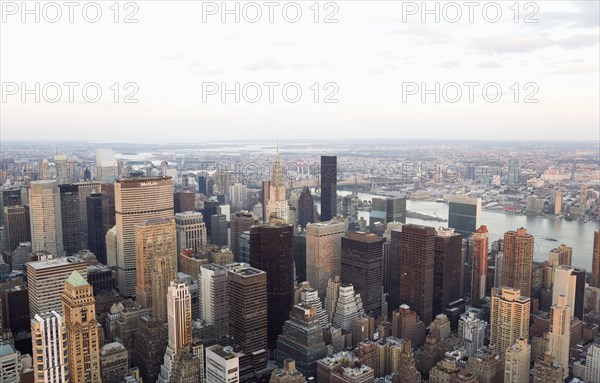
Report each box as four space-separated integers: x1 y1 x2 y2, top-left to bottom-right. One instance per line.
101 182 116 235
466 349 503 383
458 311 488 356
446 195 481 237
369 197 406 227
200 263 229 338
29 180 64 256
306 221 346 298
433 227 462 316
230 212 254 262
31 311 68 383
173 190 196 214
391 305 426 348
210 214 228 247
341 194 359 229
61 271 102 382
266 152 289 223
206 345 239 383
332 283 364 332
296 282 329 329
490 287 530 357
502 228 534 297
320 156 337 222
507 157 519 185
229 183 247 212
3 206 26 256
175 211 207 261
27 256 87 317
552 265 585 320
593 230 600 288
96 148 118 183
548 295 570 378
297 187 316 229
59 183 82 256
504 338 530 383
198 175 208 196
531 352 565 383
133 315 168 383
115 176 174 297
99 342 129 383
86 192 106 264
77 182 101 250
0 188 22 226
250 221 294 349
586 342 600 383
226 263 268 353
399 225 436 324
548 244 572 266
341 231 384 317
135 218 177 319
471 225 489 301
0 343 20 382
324 275 341 323
276 304 327 379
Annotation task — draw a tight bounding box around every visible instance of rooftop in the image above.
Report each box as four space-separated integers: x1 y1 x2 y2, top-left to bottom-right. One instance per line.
27 256 85 270
66 271 89 287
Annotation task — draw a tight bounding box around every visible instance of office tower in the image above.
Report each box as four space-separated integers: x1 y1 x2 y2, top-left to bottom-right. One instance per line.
0 188 21 229
297 187 316 229
458 311 487 355
175 211 207 258
206 345 240 383
502 228 534 297
271 359 307 383
507 157 519 185
11 241 31 271
59 184 82 256
261 180 270 223
276 304 327 379
399 224 436 324
433 228 462 316
101 182 116 234
115 176 174 297
266 153 289 223
61 271 102 382
341 231 384 317
0 342 20 382
31 311 68 383
324 275 341 323
199 264 229 338
548 295 570 378
531 352 565 383
99 342 129 383
297 284 328 329
471 225 489 301
429 313 451 342
593 231 600 288
504 338 530 383
332 283 364 332
320 156 337 222
429 356 461 382
29 180 64 256
226 263 268 353
86 192 106 264
173 190 196 214
553 265 585 320
586 342 600 382
77 182 101 248
548 244 572 266
230 212 254 261
27 256 87 317
387 229 403 314
229 183 247 212
198 175 207 195
133 315 168 383
3 206 26 256
210 214 228 247
96 148 118 183
306 221 346 298
238 232 251 264
250 222 294 349
446 195 481 237
490 287 530 356
341 194 359 228
369 197 406 227
135 218 177 318
391 305 426 348
54 154 69 184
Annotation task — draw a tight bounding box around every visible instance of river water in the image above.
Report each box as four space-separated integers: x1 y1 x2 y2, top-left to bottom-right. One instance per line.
328 191 600 270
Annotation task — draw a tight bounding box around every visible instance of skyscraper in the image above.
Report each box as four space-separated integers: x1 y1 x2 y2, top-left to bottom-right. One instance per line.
29 180 64 256
199 263 229 339
433 227 462 316
490 287 530 357
446 195 481 237
135 217 177 319
229 183 248 212
548 295 570 378
341 231 384 317
458 311 487 356
230 211 254 261
585 342 600 383
61 271 102 382
369 197 406 227
206 345 239 383
548 244 572 266
399 225 436 325
250 221 294 349
276 304 327 379
210 214 228 247
27 256 87 317
77 181 101 250
553 265 585 320
86 192 106 264
297 187 316 229
306 221 346 298
31 311 68 383
173 190 196 214
320 156 337 222
59 183 82 256
507 157 519 185
593 230 600 288
503 338 530 383
266 152 289 223
531 352 565 383
175 211 207 260
502 228 534 297
471 225 489 301
226 263 268 353
3 205 27 255
101 182 116 235
332 283 364 332
115 176 174 297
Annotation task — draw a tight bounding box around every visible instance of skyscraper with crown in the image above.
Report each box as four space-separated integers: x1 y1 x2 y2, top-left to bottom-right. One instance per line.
266 147 289 223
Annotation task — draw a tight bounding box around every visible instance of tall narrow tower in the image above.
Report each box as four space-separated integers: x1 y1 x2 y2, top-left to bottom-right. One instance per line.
320 156 337 221
266 149 289 222
29 180 64 256
31 311 69 383
471 225 489 301
61 271 102 382
592 230 600 288
548 295 570 379
490 287 530 357
502 228 534 297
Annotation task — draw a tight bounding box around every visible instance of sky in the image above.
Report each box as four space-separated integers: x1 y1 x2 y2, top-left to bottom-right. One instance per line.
1 0 599 142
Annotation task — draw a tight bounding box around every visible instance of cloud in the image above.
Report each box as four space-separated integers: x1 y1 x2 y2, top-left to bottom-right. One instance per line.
158 51 187 60
368 56 418 75
271 40 298 47
246 58 316 71
391 25 453 45
537 2 600 29
555 35 600 50
552 62 600 75
468 34 599 55
478 61 502 69
440 61 460 69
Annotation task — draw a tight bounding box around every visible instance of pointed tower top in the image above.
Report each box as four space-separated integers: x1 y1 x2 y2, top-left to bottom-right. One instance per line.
66 271 89 288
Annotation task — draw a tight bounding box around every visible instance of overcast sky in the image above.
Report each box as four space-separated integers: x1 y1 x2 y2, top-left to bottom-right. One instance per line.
1 0 598 142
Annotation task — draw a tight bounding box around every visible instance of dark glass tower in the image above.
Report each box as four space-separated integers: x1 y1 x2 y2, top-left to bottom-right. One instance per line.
250 221 294 350
320 156 337 221
101 182 116 234
59 184 82 256
297 187 315 229
369 197 406 227
198 175 207 195
86 192 106 264
341 231 384 317
388 229 403 313
433 228 463 316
